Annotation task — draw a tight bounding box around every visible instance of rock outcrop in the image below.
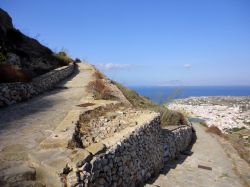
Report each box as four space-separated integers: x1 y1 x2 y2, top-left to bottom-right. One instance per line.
0 8 70 81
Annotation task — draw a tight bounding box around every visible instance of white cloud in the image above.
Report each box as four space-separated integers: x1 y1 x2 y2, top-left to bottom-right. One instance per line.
98 63 131 71
183 64 192 69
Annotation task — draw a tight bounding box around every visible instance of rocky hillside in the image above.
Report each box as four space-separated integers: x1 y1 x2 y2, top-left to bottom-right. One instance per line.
0 8 72 83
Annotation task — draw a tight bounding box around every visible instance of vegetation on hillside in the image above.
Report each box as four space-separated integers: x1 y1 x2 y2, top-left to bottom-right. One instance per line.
93 70 105 79
206 125 223 136
87 79 114 100
113 81 158 109
0 8 76 81
86 69 188 127
113 81 188 127
87 70 116 100
54 50 73 65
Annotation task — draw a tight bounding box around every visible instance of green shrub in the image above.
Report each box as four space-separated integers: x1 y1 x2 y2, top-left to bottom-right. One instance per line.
229 127 246 132
54 50 72 65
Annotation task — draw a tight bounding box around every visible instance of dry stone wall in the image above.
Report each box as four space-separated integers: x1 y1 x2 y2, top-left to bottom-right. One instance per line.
163 126 193 162
0 64 75 107
66 114 195 187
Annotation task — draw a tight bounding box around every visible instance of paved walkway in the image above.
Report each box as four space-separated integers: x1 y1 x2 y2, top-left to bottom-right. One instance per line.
1 64 249 187
0 63 95 186
146 123 250 187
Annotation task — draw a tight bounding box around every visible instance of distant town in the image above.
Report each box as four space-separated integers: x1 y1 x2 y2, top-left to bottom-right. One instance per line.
169 96 250 131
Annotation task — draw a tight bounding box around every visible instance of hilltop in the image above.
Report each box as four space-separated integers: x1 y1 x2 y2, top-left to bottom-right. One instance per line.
0 8 72 83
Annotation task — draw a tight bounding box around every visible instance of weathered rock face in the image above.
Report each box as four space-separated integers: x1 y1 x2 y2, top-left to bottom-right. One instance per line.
0 8 69 80
0 8 13 41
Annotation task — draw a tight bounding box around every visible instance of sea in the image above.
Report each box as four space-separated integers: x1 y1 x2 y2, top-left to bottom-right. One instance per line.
129 86 250 104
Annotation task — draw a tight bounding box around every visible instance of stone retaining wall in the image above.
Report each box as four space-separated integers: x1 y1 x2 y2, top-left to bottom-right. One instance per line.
163 126 193 162
67 115 194 187
0 64 75 107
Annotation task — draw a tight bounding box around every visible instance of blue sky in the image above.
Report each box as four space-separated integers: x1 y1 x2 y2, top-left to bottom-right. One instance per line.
1 0 250 86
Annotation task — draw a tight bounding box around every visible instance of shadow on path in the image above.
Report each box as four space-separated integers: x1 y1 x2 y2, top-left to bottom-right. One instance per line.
0 65 80 129
146 130 197 186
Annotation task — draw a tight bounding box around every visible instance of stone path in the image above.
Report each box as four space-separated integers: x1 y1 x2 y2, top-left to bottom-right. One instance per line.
146 123 250 187
1 63 249 187
0 63 95 186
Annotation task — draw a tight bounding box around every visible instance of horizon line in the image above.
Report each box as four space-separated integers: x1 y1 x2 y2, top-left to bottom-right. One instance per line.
127 85 250 87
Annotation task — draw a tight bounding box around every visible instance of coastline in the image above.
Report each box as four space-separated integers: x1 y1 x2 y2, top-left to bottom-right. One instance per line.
130 86 250 103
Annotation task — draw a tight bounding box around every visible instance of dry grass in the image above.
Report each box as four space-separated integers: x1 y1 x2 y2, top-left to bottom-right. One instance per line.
87 79 113 100
114 80 189 126
0 64 31 83
202 124 250 165
54 51 72 65
114 81 158 109
226 128 250 165
206 125 223 136
88 79 105 92
175 108 190 118
232 141 250 165
77 103 95 107
93 70 104 79
160 109 188 127
205 125 228 140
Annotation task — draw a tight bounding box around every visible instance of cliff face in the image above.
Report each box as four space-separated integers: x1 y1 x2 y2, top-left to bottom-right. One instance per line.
0 8 69 82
